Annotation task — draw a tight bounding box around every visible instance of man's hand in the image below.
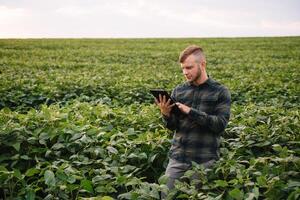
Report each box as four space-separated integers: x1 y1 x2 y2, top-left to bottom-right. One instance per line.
155 94 175 117
175 102 191 114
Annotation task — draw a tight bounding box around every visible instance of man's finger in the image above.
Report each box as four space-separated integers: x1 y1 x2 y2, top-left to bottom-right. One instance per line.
166 98 171 105
154 98 159 105
175 102 182 109
163 95 166 104
169 103 175 108
159 94 162 103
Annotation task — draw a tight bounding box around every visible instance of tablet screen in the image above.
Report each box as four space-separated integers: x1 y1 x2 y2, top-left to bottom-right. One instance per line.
150 89 174 103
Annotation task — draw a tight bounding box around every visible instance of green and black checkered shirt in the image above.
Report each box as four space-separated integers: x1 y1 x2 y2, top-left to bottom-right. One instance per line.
163 77 231 164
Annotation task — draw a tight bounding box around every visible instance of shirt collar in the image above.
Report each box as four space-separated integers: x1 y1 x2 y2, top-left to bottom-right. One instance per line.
187 76 213 87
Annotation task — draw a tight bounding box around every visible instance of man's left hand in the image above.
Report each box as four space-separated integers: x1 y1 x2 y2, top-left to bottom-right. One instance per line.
175 102 191 114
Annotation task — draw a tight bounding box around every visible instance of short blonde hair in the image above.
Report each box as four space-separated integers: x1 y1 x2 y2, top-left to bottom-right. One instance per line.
179 45 205 63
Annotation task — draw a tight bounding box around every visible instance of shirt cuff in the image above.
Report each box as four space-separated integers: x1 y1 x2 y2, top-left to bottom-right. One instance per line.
162 114 170 120
188 108 208 125
162 114 170 124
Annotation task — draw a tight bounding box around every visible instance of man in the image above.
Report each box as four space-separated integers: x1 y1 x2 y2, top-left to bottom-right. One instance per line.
155 45 231 191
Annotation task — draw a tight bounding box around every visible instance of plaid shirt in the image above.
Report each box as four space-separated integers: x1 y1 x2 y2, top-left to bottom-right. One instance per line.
163 77 231 164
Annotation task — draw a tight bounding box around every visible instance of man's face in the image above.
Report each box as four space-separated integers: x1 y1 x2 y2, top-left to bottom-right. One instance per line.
181 54 202 83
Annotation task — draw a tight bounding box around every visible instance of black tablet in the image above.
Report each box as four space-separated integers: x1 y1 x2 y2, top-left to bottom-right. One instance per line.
150 89 181 115
150 89 175 103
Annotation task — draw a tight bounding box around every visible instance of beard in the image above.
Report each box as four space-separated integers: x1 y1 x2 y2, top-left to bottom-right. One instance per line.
188 65 202 84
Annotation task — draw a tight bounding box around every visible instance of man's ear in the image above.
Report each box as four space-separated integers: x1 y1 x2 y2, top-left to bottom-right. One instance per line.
201 61 206 69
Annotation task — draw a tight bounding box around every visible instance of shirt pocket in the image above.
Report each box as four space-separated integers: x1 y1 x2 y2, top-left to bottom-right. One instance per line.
197 96 218 114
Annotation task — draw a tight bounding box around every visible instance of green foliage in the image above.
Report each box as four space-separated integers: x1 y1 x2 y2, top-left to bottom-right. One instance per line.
0 37 299 199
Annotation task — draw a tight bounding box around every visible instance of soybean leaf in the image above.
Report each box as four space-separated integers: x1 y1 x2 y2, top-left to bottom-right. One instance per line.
44 170 56 187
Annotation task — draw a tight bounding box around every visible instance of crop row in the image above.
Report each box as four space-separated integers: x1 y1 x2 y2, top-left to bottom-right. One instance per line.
1 38 299 111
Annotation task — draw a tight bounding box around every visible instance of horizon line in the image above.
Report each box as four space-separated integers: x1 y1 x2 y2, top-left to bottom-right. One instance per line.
0 35 299 40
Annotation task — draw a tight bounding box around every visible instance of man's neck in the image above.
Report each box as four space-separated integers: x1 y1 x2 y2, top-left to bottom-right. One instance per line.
193 74 208 86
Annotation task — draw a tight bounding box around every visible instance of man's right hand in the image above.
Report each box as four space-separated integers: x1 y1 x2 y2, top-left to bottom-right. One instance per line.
155 94 175 117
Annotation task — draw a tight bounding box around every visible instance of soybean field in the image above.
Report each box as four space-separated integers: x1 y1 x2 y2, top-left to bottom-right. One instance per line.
0 37 299 199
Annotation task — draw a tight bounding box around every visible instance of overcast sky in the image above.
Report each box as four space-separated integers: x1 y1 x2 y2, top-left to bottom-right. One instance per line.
1 0 300 38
